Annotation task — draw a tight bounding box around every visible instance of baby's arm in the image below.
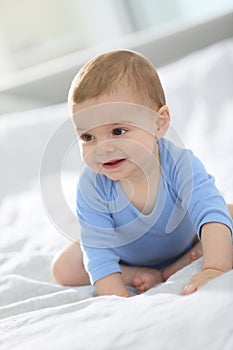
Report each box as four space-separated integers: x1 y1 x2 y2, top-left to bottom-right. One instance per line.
95 273 130 297
182 222 232 295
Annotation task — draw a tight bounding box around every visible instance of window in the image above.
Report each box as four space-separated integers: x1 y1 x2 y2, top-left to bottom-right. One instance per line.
125 0 233 31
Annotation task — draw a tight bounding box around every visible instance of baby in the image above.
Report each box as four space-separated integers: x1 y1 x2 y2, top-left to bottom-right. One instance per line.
52 50 233 297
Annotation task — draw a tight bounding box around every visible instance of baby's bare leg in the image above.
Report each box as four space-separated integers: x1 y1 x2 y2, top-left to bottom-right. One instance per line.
51 242 90 286
129 241 203 293
51 243 164 290
162 241 202 281
52 204 233 289
51 243 164 289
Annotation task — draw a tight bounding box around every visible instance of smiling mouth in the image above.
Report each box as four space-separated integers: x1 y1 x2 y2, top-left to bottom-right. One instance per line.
102 159 126 169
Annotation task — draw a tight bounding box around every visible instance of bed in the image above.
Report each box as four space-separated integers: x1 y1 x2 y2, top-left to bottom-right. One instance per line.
0 37 233 349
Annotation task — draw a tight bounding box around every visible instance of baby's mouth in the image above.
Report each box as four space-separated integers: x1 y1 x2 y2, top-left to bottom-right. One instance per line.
102 158 126 169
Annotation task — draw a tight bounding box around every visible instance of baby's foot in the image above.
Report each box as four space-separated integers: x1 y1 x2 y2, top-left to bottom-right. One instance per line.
132 269 163 293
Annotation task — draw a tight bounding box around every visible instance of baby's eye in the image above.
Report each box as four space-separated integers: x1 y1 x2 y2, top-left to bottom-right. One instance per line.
81 133 94 142
112 128 127 136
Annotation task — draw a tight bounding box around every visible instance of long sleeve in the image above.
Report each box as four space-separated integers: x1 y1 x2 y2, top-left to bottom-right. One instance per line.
166 143 233 238
76 167 121 284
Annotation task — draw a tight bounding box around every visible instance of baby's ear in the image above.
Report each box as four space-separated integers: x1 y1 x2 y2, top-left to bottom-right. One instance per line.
155 105 170 138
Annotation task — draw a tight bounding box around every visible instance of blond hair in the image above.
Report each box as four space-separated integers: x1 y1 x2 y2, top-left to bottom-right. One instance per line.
68 50 166 110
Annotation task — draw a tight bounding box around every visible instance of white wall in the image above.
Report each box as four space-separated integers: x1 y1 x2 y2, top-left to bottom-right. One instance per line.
1 0 233 77
0 0 132 74
0 1 232 115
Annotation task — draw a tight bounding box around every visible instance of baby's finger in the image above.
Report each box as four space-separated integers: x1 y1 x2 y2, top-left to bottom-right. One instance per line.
181 282 198 295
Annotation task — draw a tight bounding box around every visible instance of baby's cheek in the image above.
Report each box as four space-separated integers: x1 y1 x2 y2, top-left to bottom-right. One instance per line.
131 144 154 161
81 150 95 168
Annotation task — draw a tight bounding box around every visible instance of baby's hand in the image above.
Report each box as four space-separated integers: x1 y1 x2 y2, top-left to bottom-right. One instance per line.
181 268 224 295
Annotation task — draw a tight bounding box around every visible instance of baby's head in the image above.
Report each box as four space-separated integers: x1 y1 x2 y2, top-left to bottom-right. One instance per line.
68 50 170 180
68 49 167 114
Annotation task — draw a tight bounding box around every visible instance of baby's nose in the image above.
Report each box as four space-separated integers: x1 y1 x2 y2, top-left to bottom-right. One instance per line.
96 140 116 155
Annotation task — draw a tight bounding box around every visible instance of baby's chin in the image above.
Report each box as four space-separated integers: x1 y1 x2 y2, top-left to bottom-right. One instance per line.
98 171 123 182
96 168 125 182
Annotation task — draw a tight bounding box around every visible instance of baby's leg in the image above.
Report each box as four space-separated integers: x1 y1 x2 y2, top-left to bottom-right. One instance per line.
51 242 90 286
52 204 233 290
51 240 202 290
51 244 164 290
162 240 202 281
51 243 164 289
130 241 202 293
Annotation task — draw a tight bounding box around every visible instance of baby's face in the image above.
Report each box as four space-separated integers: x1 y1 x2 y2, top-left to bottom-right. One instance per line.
72 89 168 181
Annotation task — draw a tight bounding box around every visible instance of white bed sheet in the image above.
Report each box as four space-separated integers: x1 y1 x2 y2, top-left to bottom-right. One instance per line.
0 39 233 349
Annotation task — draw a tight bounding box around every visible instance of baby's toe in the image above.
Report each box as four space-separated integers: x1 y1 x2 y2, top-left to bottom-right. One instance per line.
132 275 144 289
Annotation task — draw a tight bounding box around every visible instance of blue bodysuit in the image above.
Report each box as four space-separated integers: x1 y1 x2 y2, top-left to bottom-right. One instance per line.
76 138 232 284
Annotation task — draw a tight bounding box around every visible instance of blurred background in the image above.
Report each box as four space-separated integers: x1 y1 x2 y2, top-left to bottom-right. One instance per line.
0 0 233 114
0 0 232 225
